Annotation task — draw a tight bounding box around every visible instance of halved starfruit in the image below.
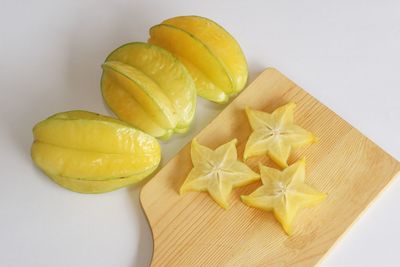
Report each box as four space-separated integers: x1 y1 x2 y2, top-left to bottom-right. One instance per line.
149 16 248 103
31 110 161 193
101 42 196 139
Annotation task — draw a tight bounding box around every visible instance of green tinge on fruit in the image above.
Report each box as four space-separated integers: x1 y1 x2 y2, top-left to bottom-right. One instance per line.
179 57 229 103
101 71 171 138
47 165 157 194
162 16 248 93
32 141 157 180
149 24 235 95
105 42 197 131
102 61 177 130
31 111 161 193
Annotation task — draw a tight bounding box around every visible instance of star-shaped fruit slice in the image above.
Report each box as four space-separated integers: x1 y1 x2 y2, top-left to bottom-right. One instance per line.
241 159 326 235
180 138 260 209
244 102 316 168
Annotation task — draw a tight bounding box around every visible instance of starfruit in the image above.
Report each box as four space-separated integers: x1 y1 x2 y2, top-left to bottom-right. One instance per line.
31 110 161 193
101 42 196 139
244 102 316 167
180 139 259 209
149 16 248 103
241 159 326 235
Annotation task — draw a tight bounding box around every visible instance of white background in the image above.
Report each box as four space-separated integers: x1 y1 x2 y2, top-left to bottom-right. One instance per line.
1 0 399 266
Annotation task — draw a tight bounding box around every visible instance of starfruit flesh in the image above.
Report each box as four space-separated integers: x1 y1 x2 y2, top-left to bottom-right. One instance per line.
180 139 259 209
244 103 316 167
241 160 326 235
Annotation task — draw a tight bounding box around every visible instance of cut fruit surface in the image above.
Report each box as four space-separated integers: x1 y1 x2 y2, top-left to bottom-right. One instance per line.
241 160 326 235
244 102 316 167
149 24 235 98
102 61 176 130
32 111 161 185
180 139 260 209
105 42 196 132
163 16 248 92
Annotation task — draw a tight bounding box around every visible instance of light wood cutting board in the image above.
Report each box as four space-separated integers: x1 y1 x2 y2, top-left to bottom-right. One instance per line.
140 68 400 266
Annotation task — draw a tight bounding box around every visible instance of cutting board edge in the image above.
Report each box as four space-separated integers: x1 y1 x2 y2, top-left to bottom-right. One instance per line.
139 67 400 266
316 167 400 265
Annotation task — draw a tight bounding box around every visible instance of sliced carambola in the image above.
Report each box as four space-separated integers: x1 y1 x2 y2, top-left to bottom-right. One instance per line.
180 139 260 209
241 160 326 235
32 111 161 181
105 42 196 133
244 103 316 167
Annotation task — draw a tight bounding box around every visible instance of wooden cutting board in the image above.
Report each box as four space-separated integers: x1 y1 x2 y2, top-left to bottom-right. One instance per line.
140 68 400 266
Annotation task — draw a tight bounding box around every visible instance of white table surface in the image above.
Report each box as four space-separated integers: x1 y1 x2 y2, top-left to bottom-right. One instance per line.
1 1 399 266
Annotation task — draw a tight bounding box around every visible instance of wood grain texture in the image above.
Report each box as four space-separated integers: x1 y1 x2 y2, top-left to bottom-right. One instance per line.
140 68 400 267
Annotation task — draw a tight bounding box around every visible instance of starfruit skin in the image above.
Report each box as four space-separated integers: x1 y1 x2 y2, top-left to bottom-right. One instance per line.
163 16 248 93
31 110 161 193
101 42 197 139
149 16 248 103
